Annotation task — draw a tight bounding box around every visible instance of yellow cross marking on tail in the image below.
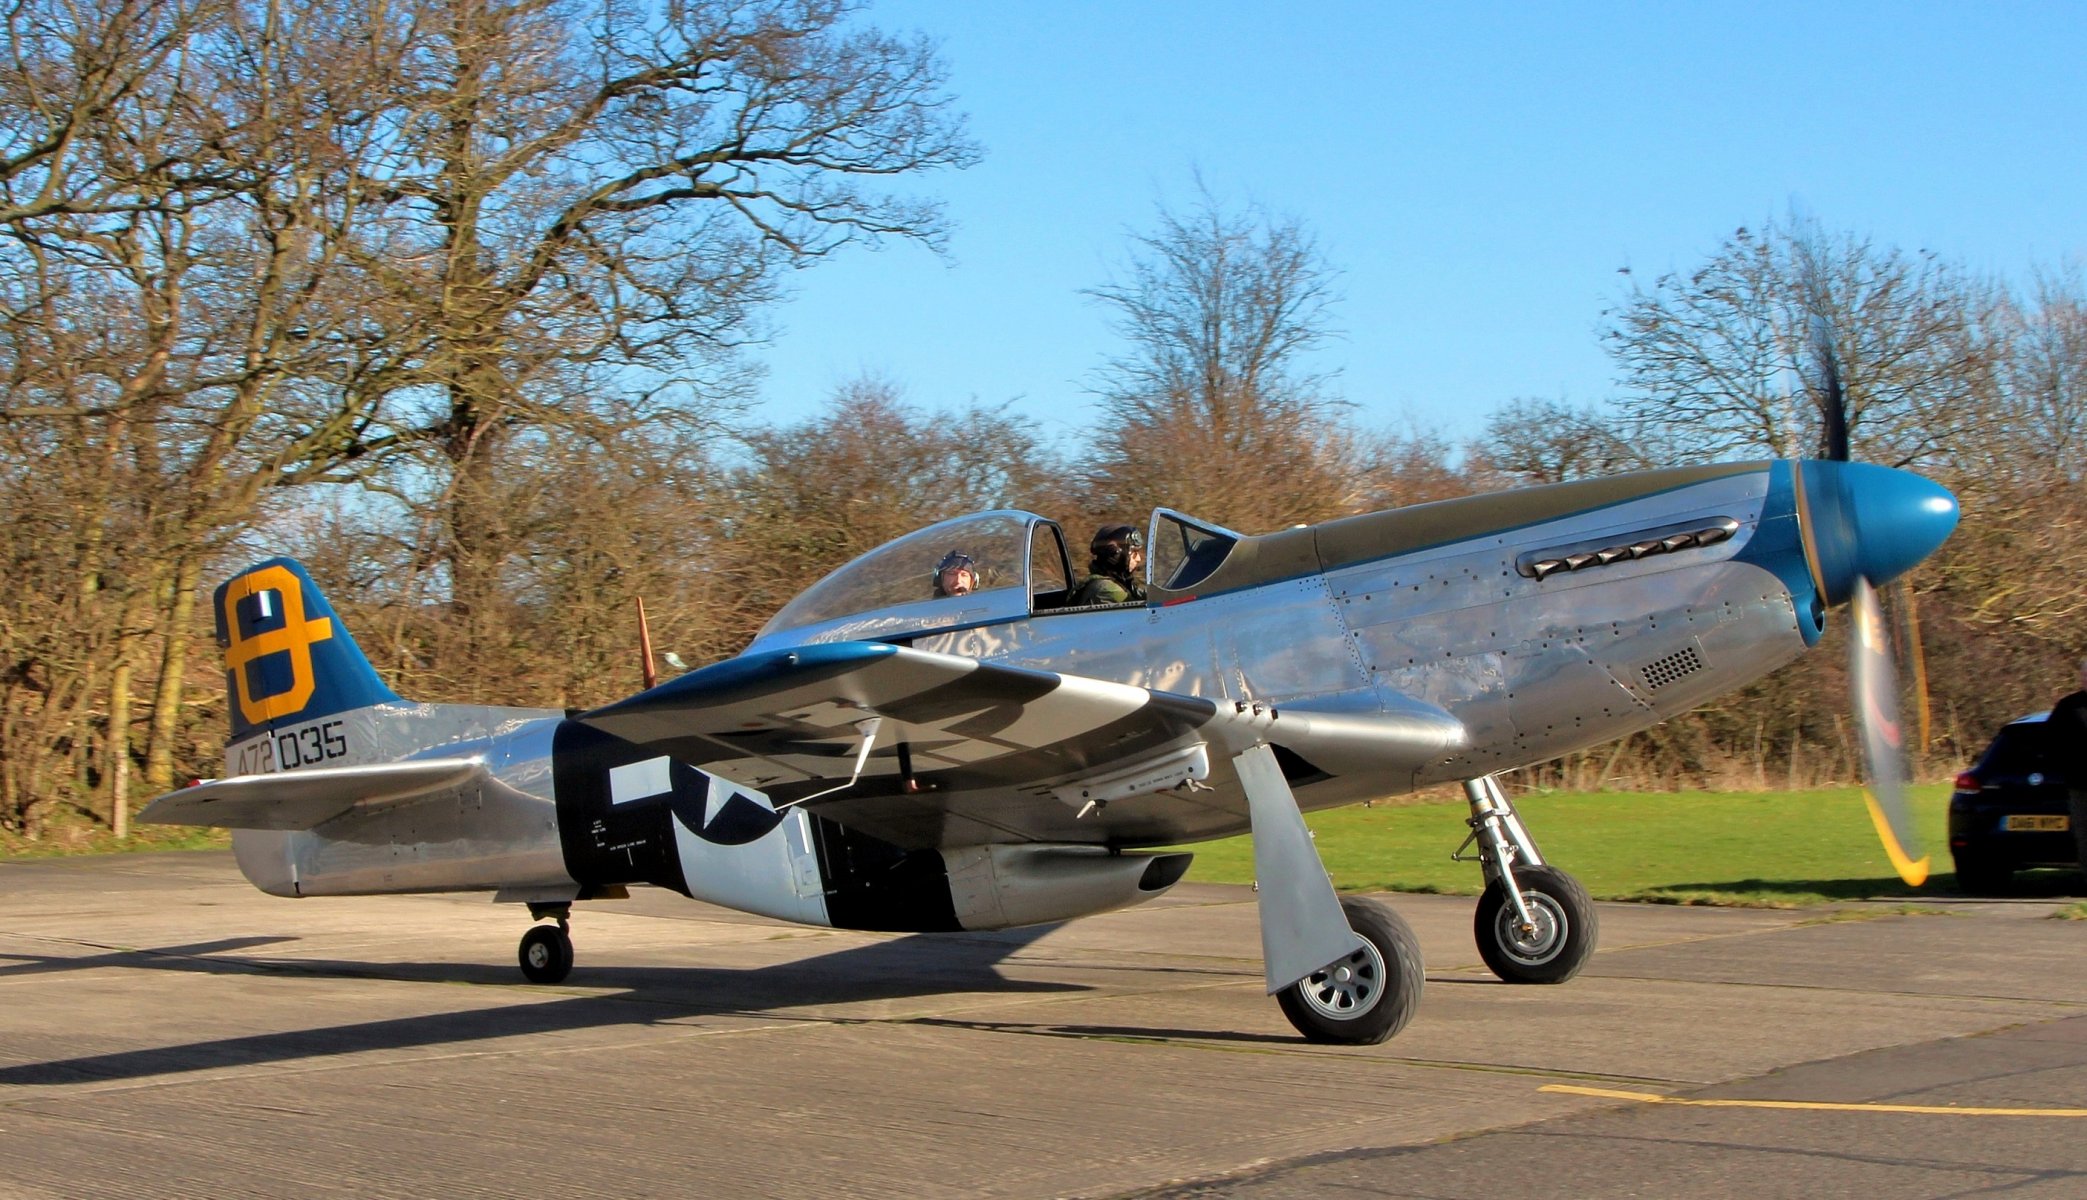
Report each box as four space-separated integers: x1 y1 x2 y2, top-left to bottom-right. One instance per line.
222 565 334 727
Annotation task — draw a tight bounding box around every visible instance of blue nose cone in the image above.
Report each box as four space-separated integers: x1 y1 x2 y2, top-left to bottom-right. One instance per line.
1799 461 1959 604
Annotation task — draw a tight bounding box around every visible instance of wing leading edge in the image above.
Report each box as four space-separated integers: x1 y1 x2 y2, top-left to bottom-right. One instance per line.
579 642 1466 849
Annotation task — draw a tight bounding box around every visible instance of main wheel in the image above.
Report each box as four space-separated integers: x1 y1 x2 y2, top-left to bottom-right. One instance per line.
1474 865 1597 984
518 924 574 984
1276 897 1424 1045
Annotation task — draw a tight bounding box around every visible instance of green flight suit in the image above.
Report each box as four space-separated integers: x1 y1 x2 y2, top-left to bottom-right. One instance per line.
1068 574 1144 606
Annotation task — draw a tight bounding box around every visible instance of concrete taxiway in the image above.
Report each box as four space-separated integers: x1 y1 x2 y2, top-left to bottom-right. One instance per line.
2 851 2084 1199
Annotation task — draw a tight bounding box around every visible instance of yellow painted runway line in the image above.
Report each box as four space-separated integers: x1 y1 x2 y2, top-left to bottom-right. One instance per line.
1543 1083 2087 1118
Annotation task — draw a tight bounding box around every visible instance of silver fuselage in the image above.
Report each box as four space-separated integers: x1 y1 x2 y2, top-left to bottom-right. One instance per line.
225 459 1868 926
910 463 1808 809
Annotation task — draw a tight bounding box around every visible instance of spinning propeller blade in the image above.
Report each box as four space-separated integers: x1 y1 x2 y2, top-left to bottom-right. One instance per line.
1807 319 1933 886
1815 318 1851 463
1850 575 1928 885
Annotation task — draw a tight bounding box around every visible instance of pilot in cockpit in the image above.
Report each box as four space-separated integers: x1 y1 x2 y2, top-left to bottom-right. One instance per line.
932 550 979 598
1068 524 1146 605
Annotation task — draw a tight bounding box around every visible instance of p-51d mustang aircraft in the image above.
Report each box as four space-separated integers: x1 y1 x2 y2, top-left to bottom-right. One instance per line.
143 458 1957 1043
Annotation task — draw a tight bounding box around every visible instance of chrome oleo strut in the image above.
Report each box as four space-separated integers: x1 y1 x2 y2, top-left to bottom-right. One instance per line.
1453 775 1546 927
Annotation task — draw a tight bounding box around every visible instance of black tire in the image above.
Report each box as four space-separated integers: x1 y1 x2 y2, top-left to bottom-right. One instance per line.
1275 897 1425 1045
518 924 574 984
2070 790 2087 876
1474 865 1597 984
1951 851 2014 896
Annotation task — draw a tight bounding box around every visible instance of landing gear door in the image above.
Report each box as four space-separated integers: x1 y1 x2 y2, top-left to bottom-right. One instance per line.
785 809 825 898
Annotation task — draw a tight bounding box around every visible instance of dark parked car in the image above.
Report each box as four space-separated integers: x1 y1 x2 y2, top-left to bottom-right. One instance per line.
1949 712 2082 893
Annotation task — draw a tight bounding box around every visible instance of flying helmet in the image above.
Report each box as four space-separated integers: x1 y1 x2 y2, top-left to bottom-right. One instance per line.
1090 524 1143 575
932 550 978 596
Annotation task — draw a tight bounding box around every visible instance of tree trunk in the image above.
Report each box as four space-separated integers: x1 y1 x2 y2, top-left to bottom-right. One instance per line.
108 657 134 838
143 557 203 793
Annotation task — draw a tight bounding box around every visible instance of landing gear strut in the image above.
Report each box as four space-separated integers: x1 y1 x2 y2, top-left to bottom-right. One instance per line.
1456 776 1597 984
518 902 574 984
1233 742 1425 1044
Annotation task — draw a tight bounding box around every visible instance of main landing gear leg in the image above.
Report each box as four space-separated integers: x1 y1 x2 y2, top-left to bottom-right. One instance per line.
1457 776 1596 984
518 902 574 984
1237 743 1424 1044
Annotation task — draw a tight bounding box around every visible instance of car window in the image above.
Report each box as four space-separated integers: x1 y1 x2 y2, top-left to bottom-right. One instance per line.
1981 724 2053 774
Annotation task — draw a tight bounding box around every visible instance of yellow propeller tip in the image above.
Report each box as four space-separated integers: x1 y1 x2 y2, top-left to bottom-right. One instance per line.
1862 790 1930 887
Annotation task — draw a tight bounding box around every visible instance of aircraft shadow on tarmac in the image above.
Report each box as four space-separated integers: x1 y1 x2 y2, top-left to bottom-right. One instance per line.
0 925 1147 1087
900 1016 1300 1046
1640 876 1927 901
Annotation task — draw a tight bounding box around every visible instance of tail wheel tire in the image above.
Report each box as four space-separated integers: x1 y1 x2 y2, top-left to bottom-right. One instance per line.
1276 897 1424 1045
519 924 574 984
1474 865 1597 984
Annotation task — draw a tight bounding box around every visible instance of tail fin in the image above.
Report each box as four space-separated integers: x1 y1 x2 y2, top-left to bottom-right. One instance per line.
217 558 400 743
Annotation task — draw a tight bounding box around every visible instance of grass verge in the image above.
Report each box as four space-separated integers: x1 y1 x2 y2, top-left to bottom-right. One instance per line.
0 815 229 860
1178 784 1961 907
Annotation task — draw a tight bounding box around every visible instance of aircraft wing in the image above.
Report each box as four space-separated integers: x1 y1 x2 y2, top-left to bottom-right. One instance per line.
578 642 1466 849
136 759 488 831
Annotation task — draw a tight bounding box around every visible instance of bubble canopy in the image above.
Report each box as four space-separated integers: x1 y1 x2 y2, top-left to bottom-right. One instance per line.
751 511 1058 649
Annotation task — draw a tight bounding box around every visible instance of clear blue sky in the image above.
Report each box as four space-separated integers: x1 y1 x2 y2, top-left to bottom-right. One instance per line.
748 2 2086 449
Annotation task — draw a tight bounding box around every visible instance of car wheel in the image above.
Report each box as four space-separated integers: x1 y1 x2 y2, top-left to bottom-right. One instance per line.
1952 851 2013 896
2071 790 2087 879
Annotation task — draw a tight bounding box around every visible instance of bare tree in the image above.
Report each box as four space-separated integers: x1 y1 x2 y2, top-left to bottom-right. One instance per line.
0 0 976 832
0 0 240 225
270 413 738 712
1081 188 1364 532
1478 397 1649 484
713 377 1060 641
315 0 978 647
1955 269 2087 491
0 0 402 821
1603 216 1988 467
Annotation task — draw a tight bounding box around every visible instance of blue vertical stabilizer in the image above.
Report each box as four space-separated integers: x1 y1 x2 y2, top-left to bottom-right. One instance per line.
216 558 402 742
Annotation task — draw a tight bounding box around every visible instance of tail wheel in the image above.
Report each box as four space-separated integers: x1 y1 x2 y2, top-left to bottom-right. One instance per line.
1276 896 1424 1045
1474 865 1597 984
519 924 574 984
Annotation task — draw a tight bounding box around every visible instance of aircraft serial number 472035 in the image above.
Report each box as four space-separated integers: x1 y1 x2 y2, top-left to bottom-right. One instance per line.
143 459 1957 1043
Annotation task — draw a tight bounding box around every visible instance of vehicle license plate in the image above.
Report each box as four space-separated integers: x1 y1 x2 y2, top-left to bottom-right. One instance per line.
2004 814 2070 832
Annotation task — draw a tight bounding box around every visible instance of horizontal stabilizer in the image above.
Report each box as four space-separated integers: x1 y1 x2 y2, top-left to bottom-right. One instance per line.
137 758 487 831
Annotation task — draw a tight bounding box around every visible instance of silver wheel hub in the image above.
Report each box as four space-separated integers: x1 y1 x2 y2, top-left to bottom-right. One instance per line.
1297 940 1385 1021
1494 893 1568 966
